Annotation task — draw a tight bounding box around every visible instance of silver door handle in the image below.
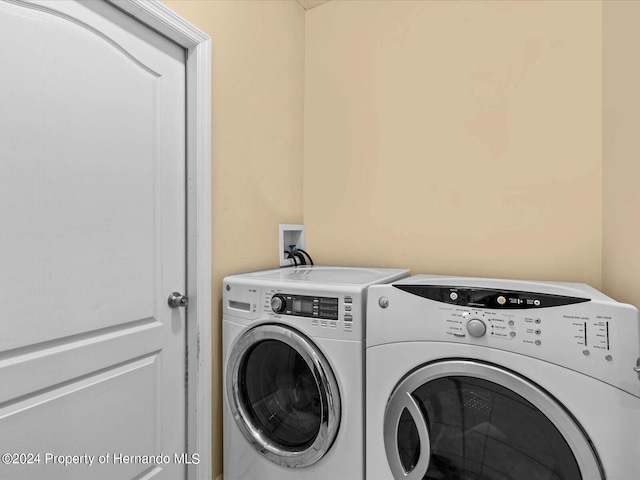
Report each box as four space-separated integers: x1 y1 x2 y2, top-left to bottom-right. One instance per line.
168 292 188 308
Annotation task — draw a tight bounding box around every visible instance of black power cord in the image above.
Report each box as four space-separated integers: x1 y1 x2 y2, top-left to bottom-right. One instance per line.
281 246 314 268
296 248 314 266
284 250 298 266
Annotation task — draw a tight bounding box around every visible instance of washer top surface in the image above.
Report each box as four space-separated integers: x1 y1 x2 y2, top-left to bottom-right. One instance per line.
227 265 409 288
394 274 615 302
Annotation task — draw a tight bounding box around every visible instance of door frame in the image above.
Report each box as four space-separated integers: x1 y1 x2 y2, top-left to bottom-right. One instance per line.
107 1 212 479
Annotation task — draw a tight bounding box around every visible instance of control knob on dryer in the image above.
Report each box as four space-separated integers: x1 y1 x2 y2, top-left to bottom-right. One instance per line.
270 294 286 314
466 318 487 338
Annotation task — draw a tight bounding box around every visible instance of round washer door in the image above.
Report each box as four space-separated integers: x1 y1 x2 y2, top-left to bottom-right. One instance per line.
226 324 341 468
384 360 603 480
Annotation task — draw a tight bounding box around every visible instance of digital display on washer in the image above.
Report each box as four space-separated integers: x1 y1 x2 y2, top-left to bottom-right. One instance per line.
278 294 339 320
293 298 314 314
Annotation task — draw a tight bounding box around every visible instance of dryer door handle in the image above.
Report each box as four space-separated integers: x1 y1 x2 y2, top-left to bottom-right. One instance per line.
383 391 431 480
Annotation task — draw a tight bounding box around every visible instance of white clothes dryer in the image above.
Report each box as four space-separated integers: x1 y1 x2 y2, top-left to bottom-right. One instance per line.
223 266 408 480
366 274 640 480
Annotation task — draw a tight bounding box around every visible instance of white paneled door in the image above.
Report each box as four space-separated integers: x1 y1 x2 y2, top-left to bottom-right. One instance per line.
0 1 189 478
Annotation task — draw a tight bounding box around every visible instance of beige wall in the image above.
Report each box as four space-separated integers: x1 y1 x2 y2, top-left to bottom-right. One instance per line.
603 1 640 308
162 1 305 477
304 0 603 287
158 0 640 476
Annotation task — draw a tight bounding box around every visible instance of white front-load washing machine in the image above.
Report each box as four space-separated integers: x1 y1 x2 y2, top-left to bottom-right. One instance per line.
223 265 409 480
366 274 640 480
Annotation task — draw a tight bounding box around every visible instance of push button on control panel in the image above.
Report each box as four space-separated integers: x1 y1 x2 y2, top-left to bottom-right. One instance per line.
344 296 355 331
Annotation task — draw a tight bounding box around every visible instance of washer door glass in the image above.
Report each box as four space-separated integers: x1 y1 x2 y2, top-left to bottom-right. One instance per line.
227 324 341 468
384 361 603 480
242 339 322 448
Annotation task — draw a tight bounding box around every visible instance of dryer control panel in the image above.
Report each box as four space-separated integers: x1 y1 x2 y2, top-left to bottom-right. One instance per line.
368 281 640 396
395 285 590 309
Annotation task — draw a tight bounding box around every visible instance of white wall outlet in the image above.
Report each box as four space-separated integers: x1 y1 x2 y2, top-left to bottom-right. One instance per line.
279 224 306 267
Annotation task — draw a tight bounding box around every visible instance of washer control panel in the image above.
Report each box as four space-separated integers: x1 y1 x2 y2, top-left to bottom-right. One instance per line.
269 293 339 320
261 289 361 336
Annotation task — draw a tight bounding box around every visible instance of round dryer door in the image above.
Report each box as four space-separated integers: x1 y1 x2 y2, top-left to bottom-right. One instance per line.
226 324 341 468
384 360 603 480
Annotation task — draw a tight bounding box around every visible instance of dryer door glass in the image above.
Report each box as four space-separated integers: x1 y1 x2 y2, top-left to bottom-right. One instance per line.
226 324 341 468
384 361 602 480
411 376 580 479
